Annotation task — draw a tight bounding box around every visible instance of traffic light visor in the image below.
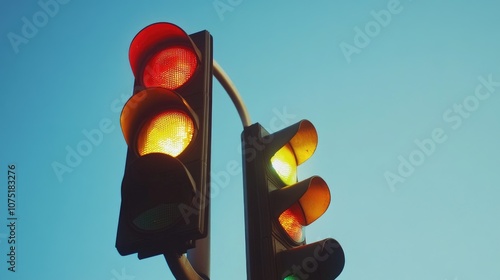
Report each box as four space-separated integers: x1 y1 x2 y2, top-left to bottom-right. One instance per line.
264 120 318 166
272 176 330 226
122 153 195 232
121 88 199 157
129 22 200 80
278 238 345 280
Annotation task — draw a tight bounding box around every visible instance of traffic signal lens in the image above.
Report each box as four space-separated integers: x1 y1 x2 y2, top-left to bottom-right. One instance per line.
278 203 305 243
137 110 195 157
142 46 198 90
283 275 300 280
133 203 181 231
271 144 297 185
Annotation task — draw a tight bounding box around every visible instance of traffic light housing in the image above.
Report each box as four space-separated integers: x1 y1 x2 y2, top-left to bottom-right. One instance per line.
116 22 212 259
242 120 345 279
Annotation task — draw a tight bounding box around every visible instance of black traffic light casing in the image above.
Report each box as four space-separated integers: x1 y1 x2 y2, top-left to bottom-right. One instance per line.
116 23 212 259
242 121 345 279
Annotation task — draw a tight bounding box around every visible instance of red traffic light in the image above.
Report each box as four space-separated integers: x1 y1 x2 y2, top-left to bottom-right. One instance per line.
142 46 198 90
272 176 331 244
278 203 306 243
129 22 200 90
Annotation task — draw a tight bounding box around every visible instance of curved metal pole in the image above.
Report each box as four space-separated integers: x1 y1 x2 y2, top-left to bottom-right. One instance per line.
213 59 252 127
164 253 209 280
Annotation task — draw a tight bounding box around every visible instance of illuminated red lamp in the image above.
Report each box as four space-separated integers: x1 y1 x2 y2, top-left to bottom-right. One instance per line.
278 203 306 243
129 22 201 90
273 177 330 244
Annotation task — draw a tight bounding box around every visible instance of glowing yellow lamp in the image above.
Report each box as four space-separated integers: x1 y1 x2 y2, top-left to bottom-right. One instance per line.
137 110 194 157
271 144 298 185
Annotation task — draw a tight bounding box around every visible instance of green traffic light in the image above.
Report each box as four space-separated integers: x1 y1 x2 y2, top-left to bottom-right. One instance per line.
132 203 181 231
284 275 300 280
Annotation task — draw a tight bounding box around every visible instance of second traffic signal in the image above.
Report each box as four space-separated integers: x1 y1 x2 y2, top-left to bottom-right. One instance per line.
242 120 345 279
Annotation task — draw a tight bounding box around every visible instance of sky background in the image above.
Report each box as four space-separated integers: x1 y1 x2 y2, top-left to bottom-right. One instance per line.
1 0 500 279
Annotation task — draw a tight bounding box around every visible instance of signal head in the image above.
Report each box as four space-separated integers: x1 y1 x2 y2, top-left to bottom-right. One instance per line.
120 88 198 158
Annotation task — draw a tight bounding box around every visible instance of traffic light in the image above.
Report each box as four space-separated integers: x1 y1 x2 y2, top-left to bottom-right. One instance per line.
116 22 213 259
242 120 345 279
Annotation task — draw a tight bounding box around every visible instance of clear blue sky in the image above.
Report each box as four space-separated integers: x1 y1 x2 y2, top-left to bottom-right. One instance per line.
1 0 500 279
